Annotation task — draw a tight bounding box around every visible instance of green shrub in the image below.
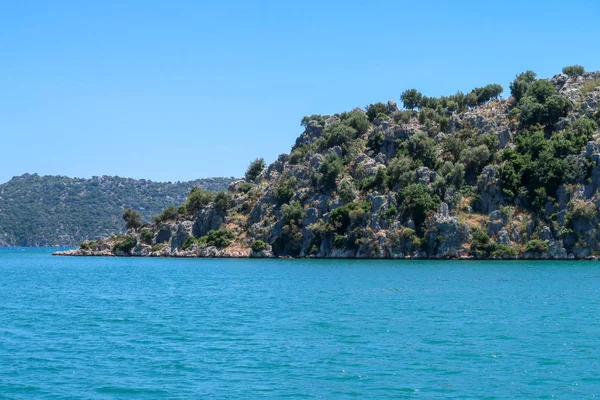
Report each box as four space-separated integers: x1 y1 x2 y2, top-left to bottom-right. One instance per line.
366 103 389 121
80 240 97 250
301 114 328 128
276 177 296 204
151 244 164 252
387 156 416 188
361 167 388 192
122 208 142 230
404 132 437 169
140 228 154 244
182 237 198 250
562 65 585 77
185 187 214 214
367 132 384 152
469 230 491 257
525 239 548 253
397 184 439 231
469 230 516 258
491 244 518 258
568 200 597 221
245 158 266 181
237 182 254 193
392 110 413 124
206 229 236 249
400 89 423 110
469 84 503 105
213 191 231 215
439 161 465 189
281 201 305 225
113 236 137 253
153 205 180 223
318 153 344 189
338 180 358 203
333 233 348 248
321 121 358 150
510 70 537 102
438 116 449 132
527 80 556 103
328 201 372 233
251 240 268 252
383 204 398 221
341 111 370 134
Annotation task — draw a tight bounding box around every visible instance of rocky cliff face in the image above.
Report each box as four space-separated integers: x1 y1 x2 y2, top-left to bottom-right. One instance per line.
57 69 600 259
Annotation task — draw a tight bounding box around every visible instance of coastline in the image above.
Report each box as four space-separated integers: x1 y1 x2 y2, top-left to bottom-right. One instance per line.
51 248 597 260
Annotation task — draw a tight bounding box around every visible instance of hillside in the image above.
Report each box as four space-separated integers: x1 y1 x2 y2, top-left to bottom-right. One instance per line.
0 174 235 246
58 66 600 259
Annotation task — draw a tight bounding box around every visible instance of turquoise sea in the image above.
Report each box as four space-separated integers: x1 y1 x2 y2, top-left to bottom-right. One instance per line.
0 248 599 399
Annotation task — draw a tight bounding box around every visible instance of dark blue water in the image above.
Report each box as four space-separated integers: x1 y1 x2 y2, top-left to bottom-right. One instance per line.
1 248 599 398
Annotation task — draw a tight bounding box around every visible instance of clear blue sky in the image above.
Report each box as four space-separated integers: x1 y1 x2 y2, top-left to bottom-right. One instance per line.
1 0 598 184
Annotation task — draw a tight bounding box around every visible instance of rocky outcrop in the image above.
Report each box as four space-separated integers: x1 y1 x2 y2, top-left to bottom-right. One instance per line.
55 67 600 260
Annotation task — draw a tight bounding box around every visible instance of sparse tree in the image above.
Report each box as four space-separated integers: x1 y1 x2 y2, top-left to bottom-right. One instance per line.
245 158 266 182
122 208 142 230
400 89 423 110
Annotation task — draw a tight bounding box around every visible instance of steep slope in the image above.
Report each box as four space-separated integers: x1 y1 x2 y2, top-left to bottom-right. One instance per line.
0 174 235 246
58 67 600 259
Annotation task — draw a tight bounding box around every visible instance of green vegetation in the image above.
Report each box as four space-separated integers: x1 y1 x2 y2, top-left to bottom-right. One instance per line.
509 71 572 126
122 208 142 230
498 117 596 207
151 244 164 252
71 65 600 260
469 230 517 258
400 89 422 110
562 65 585 77
317 153 344 190
183 228 236 250
245 158 266 181
80 240 98 250
525 239 549 253
401 84 502 112
397 184 439 231
153 205 180 223
281 201 305 224
213 191 231 215
113 236 137 253
328 201 372 234
0 174 234 246
276 177 296 204
140 228 154 244
185 187 214 214
581 79 600 96
251 240 268 252
366 103 389 121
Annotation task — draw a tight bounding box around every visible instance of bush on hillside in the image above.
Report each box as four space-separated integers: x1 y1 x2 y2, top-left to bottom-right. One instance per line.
185 187 214 214
245 158 266 181
251 240 268 252
397 184 439 231
122 208 142 230
153 205 180 223
366 103 389 122
562 65 585 77
525 239 548 253
281 201 305 225
400 89 423 110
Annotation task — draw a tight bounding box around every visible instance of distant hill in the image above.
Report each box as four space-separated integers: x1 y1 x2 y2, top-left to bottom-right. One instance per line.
0 174 236 246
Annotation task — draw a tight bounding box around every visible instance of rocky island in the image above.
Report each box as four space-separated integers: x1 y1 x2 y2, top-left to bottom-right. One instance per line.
55 66 600 260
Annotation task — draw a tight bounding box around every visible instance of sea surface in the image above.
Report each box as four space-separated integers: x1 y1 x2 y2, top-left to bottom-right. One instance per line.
0 248 599 399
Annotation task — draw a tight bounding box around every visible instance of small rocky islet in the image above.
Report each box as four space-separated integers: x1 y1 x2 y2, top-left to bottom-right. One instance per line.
56 66 600 260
